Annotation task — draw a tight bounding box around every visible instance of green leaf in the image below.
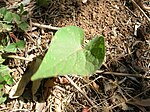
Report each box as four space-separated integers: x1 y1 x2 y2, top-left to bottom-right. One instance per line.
19 2 29 15
3 11 13 23
12 13 21 24
0 84 4 96
3 74 13 85
85 36 105 70
0 84 6 104
19 3 24 14
31 26 105 80
0 65 13 85
0 96 6 104
21 11 28 15
0 74 4 83
0 23 3 30
0 84 4 89
16 40 25 50
18 21 29 31
0 46 4 52
4 40 25 53
0 55 5 64
0 7 7 18
4 43 17 53
2 23 13 31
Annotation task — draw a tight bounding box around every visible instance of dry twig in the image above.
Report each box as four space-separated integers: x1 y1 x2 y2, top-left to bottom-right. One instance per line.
96 70 144 78
3 54 33 61
10 109 30 112
32 22 61 30
131 0 150 23
65 75 97 108
110 87 150 110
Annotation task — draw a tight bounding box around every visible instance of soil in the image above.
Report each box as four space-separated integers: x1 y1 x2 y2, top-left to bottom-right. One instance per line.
0 0 150 112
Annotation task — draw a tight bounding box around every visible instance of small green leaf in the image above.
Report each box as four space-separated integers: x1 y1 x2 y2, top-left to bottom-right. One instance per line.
3 74 13 85
18 21 29 31
16 40 25 50
2 23 13 31
0 84 4 89
0 84 7 104
0 7 7 17
4 43 17 53
0 65 13 85
12 13 21 24
4 40 25 53
0 96 6 104
0 23 3 29
0 55 5 64
0 46 4 52
0 74 4 83
4 11 13 23
0 84 5 95
85 36 105 70
21 11 28 15
31 26 105 80
19 3 24 14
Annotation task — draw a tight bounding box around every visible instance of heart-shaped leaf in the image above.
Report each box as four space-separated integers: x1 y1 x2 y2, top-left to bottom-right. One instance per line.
31 26 105 80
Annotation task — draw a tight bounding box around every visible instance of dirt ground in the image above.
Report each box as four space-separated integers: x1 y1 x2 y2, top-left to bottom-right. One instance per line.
0 0 150 112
